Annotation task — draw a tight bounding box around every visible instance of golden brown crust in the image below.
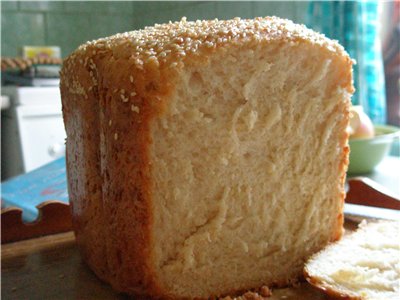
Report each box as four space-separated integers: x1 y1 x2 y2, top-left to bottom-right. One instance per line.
329 51 353 243
61 48 110 283
333 105 351 243
61 40 171 296
62 17 352 106
61 16 353 299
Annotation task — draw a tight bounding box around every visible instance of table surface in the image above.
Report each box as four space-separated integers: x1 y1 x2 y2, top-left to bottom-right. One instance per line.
349 155 400 197
2 157 397 299
2 222 360 300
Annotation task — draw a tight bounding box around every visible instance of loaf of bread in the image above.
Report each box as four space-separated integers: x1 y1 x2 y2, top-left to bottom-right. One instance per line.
305 220 400 300
60 17 353 298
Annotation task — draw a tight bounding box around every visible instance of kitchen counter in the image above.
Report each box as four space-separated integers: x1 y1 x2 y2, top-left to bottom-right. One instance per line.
349 155 400 197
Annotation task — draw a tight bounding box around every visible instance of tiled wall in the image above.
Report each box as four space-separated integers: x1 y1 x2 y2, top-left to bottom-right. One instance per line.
1 1 309 58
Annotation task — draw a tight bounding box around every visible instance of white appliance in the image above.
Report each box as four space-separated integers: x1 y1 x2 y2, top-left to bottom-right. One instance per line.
1 86 66 180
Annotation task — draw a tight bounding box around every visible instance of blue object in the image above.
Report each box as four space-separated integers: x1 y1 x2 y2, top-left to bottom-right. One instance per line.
307 0 386 124
1 157 69 222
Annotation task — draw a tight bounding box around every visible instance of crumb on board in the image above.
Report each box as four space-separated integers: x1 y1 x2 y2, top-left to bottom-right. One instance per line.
260 286 272 297
218 286 272 300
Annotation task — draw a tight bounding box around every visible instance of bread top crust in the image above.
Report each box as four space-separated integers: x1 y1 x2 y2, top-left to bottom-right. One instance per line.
61 17 353 108
71 16 349 65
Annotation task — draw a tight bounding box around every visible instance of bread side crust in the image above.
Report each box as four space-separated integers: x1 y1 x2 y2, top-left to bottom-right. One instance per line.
334 56 352 243
61 42 173 297
61 16 353 298
332 108 351 243
61 47 110 284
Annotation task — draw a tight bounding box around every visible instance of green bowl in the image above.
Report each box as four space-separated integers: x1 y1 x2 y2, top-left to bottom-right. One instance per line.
348 125 400 175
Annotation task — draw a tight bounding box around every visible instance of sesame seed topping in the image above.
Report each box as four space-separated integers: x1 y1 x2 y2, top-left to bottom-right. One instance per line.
120 94 129 102
131 105 140 113
109 120 112 126
69 17 344 72
114 133 118 140
61 16 351 101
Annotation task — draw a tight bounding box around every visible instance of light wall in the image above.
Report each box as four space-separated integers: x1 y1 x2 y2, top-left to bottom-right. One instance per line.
1 1 309 57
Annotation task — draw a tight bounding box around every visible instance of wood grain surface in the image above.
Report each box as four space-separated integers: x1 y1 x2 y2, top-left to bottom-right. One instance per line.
346 177 400 210
1 177 391 299
1 201 72 244
2 232 129 300
2 227 364 300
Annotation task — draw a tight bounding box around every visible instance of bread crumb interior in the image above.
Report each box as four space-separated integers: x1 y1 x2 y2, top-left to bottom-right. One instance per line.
150 42 350 298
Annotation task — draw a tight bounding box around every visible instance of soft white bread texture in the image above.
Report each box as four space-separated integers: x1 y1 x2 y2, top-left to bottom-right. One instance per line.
60 17 353 299
305 221 400 300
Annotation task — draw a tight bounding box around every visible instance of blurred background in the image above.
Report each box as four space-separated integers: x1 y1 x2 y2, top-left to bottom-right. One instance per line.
1 1 399 180
1 1 310 58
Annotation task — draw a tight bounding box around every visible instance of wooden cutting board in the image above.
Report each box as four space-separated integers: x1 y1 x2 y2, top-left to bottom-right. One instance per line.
2 222 360 300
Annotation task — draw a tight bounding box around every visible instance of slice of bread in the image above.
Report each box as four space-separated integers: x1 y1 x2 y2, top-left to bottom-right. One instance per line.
305 220 400 300
60 17 353 299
